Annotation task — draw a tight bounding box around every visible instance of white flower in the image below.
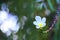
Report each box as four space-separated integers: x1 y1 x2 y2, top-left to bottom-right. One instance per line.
0 14 20 36
0 11 8 24
33 16 46 29
0 3 20 36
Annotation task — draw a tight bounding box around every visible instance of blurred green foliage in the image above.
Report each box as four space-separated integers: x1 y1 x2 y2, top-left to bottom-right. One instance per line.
0 0 60 40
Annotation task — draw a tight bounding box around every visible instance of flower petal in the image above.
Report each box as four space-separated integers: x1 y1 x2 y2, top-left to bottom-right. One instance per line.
33 21 38 25
0 11 8 21
42 17 46 22
0 24 9 33
11 23 20 33
36 26 40 29
35 16 41 22
42 23 46 27
6 30 11 36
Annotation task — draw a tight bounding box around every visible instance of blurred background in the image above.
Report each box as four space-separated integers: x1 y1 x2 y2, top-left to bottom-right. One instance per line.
0 0 60 40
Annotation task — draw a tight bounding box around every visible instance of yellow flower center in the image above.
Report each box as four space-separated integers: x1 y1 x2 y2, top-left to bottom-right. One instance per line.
38 23 43 28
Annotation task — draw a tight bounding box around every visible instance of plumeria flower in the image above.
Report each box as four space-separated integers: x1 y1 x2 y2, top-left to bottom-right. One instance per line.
33 16 46 29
